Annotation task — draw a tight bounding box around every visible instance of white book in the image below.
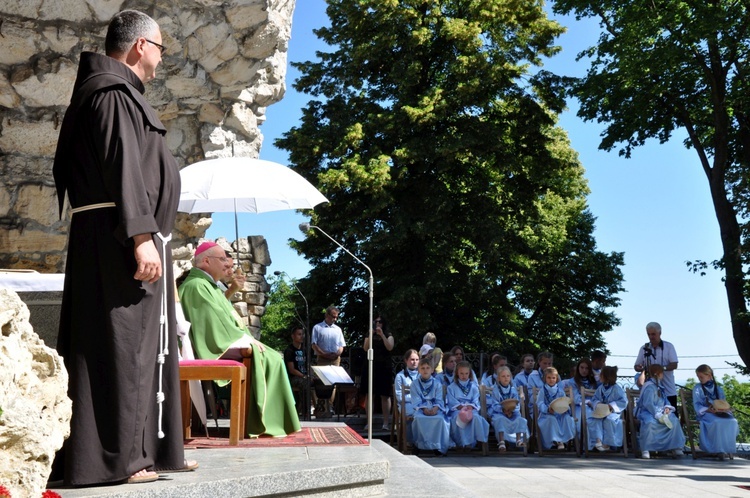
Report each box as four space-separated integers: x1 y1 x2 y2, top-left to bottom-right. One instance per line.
312 365 354 386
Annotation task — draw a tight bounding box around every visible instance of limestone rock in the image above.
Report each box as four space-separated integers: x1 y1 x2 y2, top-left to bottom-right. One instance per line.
249 235 271 266
16 184 59 226
0 117 60 158
0 288 71 498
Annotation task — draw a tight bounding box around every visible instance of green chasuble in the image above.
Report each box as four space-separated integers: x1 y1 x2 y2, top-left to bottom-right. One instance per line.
179 268 300 437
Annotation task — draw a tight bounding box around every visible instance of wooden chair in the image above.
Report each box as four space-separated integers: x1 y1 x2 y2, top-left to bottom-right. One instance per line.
578 386 589 458
567 386 582 457
532 387 544 456
389 384 412 453
521 386 539 454
480 385 527 456
625 388 641 457
179 359 247 445
680 388 702 459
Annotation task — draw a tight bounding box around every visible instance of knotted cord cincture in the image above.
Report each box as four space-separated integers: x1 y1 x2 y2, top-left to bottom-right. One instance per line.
155 232 172 439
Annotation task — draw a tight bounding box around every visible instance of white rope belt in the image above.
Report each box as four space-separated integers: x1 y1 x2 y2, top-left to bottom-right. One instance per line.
70 202 116 214
154 231 172 439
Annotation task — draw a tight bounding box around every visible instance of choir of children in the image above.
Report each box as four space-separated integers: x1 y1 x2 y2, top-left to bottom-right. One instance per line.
387 345 738 459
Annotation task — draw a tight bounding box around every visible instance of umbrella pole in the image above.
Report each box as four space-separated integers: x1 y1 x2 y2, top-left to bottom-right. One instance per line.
233 198 240 265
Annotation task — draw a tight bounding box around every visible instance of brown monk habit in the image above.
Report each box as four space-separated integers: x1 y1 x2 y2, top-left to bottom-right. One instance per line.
51 52 184 486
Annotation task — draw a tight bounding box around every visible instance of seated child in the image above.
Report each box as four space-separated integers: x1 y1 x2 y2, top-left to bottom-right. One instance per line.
411 358 452 455
446 361 490 449
564 358 597 432
636 364 685 459
481 354 507 388
513 353 536 389
394 349 420 444
535 366 576 450
438 352 456 389
488 366 528 451
588 366 627 451
692 364 739 458
591 350 607 384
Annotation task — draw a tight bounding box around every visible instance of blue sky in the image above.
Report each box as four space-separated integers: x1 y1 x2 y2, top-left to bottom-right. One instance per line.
206 1 744 383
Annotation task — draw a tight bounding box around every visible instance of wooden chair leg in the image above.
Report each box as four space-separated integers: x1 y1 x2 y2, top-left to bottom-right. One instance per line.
181 380 191 440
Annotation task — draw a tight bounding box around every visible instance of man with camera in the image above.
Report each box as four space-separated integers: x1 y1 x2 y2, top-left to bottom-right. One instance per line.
634 322 679 407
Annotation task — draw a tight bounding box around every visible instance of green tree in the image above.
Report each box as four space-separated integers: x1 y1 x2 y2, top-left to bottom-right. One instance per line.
553 0 750 366
260 276 305 351
279 0 624 360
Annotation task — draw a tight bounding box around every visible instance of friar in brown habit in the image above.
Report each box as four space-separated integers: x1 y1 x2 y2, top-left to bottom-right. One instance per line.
50 10 194 486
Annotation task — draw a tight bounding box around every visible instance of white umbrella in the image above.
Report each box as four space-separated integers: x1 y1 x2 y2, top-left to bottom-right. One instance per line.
178 157 327 426
178 157 329 246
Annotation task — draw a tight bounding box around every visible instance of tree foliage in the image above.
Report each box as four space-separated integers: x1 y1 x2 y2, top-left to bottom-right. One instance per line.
553 0 750 366
260 276 306 351
278 0 624 361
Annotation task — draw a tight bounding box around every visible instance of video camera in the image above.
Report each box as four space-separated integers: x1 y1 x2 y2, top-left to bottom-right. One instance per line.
643 342 653 358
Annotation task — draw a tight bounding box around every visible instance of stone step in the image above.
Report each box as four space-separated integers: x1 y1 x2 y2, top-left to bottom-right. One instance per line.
47 423 477 497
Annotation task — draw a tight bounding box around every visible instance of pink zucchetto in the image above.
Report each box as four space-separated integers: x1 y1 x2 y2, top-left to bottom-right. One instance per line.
195 241 219 256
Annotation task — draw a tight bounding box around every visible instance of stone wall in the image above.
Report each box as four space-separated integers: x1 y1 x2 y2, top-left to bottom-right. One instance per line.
0 0 297 271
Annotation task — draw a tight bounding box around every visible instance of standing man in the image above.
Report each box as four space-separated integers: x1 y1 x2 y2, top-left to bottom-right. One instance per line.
634 322 679 407
311 306 346 416
51 10 189 486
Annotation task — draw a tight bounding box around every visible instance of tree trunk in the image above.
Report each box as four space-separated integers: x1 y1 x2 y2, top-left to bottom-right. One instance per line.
709 176 750 366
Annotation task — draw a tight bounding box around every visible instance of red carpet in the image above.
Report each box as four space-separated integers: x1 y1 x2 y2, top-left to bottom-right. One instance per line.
184 426 368 449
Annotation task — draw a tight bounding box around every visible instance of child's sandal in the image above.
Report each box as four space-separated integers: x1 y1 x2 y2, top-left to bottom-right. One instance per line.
498 441 506 452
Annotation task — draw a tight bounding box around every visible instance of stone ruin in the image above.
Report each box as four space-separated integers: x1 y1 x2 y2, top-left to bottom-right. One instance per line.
0 0 296 272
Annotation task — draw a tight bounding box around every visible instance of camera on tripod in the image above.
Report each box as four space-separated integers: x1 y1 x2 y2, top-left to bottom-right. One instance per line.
643 342 654 358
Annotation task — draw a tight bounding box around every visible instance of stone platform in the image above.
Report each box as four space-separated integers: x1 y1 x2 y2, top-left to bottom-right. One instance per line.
47 422 477 498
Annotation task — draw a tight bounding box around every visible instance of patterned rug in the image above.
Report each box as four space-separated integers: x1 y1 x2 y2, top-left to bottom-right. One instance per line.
184 426 368 449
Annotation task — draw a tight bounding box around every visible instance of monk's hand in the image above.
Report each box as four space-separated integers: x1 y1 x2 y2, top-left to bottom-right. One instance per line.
133 234 162 283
